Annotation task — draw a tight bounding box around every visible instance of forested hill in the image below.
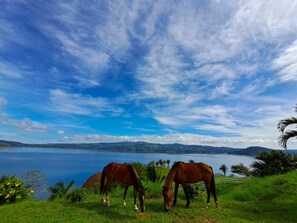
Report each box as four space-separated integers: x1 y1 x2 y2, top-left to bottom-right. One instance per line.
1 140 296 156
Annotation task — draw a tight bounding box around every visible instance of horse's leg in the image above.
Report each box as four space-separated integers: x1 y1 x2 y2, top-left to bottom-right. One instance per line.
204 180 211 209
210 177 219 208
104 181 112 206
173 182 179 206
133 188 139 211
182 184 190 207
102 182 107 204
123 186 128 206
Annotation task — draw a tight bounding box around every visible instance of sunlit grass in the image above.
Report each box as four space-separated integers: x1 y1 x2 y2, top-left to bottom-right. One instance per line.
0 171 296 223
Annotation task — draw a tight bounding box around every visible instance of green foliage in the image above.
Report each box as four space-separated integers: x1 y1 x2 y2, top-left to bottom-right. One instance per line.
219 164 228 176
1 171 297 222
185 184 205 199
251 150 297 177
123 162 146 179
231 163 251 176
66 188 87 203
278 104 297 149
47 180 75 201
146 164 165 183
0 175 33 205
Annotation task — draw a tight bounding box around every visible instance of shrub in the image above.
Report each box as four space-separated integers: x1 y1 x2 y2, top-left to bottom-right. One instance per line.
0 175 34 205
251 150 297 177
66 188 87 203
48 180 75 201
231 163 251 176
123 162 146 179
185 184 205 199
146 164 165 183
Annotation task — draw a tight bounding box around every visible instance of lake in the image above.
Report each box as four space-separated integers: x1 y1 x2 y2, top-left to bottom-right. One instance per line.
0 147 255 199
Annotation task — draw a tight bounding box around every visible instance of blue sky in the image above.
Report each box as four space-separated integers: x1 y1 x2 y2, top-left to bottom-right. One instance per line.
0 0 297 149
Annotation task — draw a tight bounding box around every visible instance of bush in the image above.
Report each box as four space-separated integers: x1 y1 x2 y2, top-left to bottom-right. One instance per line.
186 184 205 199
146 164 165 183
66 188 87 203
0 175 34 205
251 150 297 177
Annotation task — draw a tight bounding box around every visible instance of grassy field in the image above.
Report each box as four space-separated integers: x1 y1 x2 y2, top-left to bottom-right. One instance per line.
1 171 297 223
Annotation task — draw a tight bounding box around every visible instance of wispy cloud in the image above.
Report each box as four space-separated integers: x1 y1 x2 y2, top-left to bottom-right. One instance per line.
0 1 297 147
0 116 48 132
272 39 297 81
49 89 123 116
0 96 7 106
0 61 22 79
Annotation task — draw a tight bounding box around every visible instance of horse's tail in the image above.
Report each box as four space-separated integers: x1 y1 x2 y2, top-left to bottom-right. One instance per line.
210 166 218 203
100 167 106 195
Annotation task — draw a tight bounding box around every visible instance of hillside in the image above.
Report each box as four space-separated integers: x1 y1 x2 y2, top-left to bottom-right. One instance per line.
0 171 296 222
1 139 295 156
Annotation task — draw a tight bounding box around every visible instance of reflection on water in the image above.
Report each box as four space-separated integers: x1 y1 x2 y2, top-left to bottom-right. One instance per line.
0 147 255 199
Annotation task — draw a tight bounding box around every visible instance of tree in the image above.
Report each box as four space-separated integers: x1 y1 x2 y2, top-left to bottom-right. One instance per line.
219 164 228 176
48 180 75 201
251 150 297 177
158 159 163 167
231 163 251 176
166 159 171 167
188 159 195 163
278 105 297 149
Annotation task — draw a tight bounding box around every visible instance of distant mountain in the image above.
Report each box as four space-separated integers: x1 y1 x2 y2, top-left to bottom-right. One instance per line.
0 140 26 148
1 139 296 157
229 146 273 156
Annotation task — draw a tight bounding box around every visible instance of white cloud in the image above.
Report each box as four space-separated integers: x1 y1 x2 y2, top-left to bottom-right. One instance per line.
0 96 7 106
272 39 297 81
49 89 123 116
58 131 294 149
0 61 22 79
57 130 65 135
0 116 48 132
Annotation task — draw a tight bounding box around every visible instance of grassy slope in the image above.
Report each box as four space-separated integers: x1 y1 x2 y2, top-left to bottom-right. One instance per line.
1 171 297 223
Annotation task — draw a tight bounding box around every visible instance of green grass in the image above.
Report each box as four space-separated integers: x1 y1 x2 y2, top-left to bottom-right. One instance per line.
1 171 297 223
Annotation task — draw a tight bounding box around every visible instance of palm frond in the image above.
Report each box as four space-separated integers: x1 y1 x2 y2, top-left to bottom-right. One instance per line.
277 117 297 132
65 180 75 193
278 130 297 149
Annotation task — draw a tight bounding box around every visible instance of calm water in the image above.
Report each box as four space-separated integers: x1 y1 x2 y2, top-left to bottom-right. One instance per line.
0 147 255 199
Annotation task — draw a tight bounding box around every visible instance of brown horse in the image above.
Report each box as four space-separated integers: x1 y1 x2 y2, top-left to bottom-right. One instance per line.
100 162 145 212
162 161 218 211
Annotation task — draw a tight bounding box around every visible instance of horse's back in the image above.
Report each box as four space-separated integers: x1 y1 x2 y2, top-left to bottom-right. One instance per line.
175 162 213 183
103 162 135 186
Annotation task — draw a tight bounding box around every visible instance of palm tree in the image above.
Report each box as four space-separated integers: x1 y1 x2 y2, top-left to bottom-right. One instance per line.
219 164 228 176
48 180 75 201
251 150 297 177
278 105 297 149
166 159 171 167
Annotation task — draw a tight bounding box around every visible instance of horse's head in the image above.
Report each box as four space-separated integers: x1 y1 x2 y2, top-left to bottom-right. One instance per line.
136 186 145 212
162 185 173 212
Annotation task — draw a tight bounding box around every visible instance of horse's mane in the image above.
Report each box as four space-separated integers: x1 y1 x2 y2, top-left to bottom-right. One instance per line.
171 161 181 169
129 165 144 190
163 162 180 188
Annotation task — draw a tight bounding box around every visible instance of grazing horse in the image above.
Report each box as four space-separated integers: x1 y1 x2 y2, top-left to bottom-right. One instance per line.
100 162 145 212
162 161 219 211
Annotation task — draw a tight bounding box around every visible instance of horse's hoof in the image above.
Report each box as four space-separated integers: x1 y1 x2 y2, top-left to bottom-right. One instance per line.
206 203 210 209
